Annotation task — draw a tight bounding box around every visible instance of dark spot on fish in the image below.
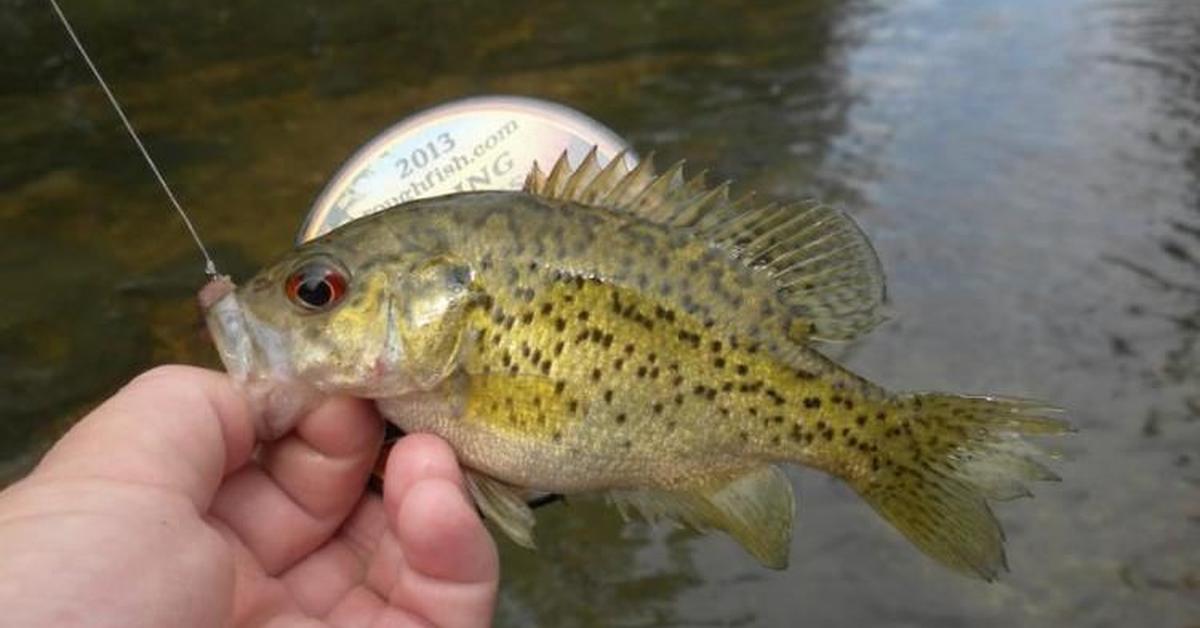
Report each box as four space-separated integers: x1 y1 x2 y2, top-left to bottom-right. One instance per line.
601 333 614 349
614 358 625 371
674 393 684 406
713 357 726 369
738 430 749 442
770 435 781 446
541 302 553 316
822 429 834 441
804 397 821 409
521 311 533 325
591 368 602 381
735 364 749 376
540 360 552 375
553 431 562 442
649 367 660 379
623 440 632 449
578 310 590 322
875 411 887 422
615 413 627 424
816 420 826 431
554 381 566 395
667 420 677 431
652 402 663 415
624 343 635 355
554 317 567 332
604 389 613 404
672 375 684 387
553 340 565 356
567 400 579 413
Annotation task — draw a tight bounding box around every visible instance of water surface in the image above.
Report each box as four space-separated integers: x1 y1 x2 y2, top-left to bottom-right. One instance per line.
2 0 1197 625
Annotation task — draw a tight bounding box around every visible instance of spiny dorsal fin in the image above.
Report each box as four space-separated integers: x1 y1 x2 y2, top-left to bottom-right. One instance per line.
524 148 887 342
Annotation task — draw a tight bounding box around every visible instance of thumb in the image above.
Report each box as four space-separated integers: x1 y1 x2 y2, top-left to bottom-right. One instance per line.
32 365 259 511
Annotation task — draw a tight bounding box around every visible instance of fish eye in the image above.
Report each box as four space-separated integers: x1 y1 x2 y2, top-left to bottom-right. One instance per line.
285 259 348 312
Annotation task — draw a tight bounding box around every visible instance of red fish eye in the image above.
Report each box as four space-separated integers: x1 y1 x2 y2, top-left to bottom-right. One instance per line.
285 262 348 311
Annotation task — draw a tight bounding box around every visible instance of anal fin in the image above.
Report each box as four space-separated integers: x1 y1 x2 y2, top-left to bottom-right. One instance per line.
608 465 796 569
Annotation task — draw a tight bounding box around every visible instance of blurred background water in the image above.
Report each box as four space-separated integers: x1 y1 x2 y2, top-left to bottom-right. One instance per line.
2 0 1198 625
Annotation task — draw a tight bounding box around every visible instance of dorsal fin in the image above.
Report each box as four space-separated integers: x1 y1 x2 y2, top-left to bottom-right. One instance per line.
524 149 887 342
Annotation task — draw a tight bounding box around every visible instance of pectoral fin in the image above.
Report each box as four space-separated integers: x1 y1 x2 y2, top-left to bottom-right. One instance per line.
465 471 537 549
608 465 796 568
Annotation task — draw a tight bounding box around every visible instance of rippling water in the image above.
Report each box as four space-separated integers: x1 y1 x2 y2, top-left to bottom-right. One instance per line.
2 0 1197 625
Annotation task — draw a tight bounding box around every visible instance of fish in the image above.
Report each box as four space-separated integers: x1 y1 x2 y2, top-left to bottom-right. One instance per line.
200 149 1069 580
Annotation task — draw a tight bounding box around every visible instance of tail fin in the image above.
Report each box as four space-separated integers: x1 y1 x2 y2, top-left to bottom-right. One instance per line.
854 393 1069 580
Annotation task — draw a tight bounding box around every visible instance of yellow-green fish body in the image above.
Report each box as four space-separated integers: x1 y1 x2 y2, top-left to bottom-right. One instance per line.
202 150 1067 578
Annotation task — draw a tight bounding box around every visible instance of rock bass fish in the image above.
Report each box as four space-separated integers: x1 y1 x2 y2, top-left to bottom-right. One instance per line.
201 150 1067 579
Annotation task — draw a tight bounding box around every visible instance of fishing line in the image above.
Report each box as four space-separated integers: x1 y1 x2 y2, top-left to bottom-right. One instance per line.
47 0 218 278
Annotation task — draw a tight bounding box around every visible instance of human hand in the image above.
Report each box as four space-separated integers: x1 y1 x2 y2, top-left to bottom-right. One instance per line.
0 365 498 627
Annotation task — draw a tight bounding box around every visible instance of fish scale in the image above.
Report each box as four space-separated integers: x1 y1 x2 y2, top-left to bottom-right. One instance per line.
204 149 1070 578
460 272 877 489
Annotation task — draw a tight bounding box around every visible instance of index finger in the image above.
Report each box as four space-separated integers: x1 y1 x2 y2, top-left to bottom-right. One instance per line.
32 365 259 511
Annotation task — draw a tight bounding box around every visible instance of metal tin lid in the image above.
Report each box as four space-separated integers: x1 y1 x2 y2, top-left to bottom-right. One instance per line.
299 95 635 242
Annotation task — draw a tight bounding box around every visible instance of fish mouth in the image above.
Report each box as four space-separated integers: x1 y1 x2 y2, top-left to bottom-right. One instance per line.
199 275 290 385
201 276 260 383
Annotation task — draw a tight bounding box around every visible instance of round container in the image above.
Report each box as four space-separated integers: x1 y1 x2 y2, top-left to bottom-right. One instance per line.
299 95 635 242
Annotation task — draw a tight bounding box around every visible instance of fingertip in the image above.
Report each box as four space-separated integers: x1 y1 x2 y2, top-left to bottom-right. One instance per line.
382 434 464 521
395 478 498 585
